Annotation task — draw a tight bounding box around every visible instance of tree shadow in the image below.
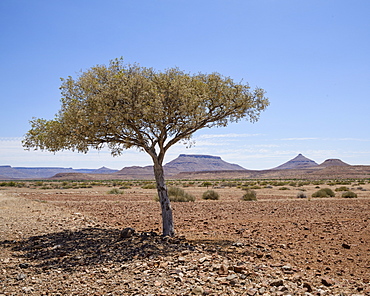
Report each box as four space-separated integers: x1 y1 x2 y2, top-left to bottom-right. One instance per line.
188 238 256 257
0 228 196 272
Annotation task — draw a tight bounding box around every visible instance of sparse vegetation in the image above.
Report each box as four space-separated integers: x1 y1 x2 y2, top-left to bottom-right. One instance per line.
163 187 195 202
201 181 213 188
279 187 290 190
342 191 357 198
242 189 257 201
107 188 124 194
296 191 308 198
202 190 220 200
141 183 156 189
312 188 335 198
335 186 350 192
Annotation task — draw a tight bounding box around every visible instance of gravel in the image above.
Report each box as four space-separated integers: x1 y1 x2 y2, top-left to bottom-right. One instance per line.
1 191 369 295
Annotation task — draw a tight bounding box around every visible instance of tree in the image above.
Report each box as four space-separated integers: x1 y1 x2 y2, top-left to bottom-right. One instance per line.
23 58 269 236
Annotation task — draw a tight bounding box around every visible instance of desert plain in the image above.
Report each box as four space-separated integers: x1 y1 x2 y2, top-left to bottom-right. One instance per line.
0 179 369 295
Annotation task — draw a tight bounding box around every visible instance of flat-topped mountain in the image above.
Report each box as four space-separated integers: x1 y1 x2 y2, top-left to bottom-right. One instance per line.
273 154 319 170
115 154 246 178
165 154 246 172
0 166 118 179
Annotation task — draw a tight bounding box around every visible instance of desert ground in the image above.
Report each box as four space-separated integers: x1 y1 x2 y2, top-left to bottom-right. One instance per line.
0 179 369 295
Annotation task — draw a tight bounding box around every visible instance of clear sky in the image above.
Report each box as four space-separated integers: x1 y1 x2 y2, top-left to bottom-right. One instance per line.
1 0 369 170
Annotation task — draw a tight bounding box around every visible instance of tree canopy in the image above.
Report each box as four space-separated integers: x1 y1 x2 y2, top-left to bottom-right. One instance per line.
23 59 268 161
23 58 269 236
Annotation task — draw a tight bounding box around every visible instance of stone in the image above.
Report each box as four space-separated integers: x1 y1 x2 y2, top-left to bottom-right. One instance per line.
218 264 229 275
342 243 351 249
247 288 258 295
303 282 313 292
270 279 284 287
21 286 34 293
233 265 246 273
16 273 27 281
226 274 238 281
192 286 204 294
321 277 335 287
120 227 135 238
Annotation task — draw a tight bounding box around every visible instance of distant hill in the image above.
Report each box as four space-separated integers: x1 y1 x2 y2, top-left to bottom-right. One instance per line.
115 166 158 179
91 166 119 174
2 153 366 180
114 154 246 179
273 154 319 170
0 166 118 179
0 166 32 179
319 159 350 168
165 154 246 172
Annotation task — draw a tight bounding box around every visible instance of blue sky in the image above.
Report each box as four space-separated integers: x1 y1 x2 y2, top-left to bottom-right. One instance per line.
1 0 369 170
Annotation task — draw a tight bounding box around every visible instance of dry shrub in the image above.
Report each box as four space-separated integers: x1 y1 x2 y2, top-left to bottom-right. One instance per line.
342 191 357 198
202 190 220 200
242 189 257 201
312 188 335 198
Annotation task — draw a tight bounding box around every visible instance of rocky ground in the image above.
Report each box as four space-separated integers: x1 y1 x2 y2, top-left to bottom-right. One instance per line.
0 185 369 295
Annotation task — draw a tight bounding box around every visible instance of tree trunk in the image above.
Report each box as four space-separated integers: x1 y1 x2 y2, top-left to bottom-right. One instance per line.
153 161 175 237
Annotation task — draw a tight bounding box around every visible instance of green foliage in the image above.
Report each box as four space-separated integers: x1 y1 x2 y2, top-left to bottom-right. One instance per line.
41 186 52 190
23 58 268 158
335 186 350 192
249 185 262 189
167 187 195 202
219 181 236 188
201 181 213 188
312 180 325 185
312 188 335 198
142 183 156 189
0 181 17 187
107 188 124 194
202 190 220 200
341 191 357 198
298 181 311 186
279 187 290 190
242 189 257 201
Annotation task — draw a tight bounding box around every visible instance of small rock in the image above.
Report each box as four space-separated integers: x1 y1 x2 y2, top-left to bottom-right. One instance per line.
21 286 34 293
342 243 351 249
226 274 238 281
192 286 204 294
321 276 335 287
120 227 135 238
270 279 284 287
233 265 246 273
19 263 30 269
303 282 313 292
278 285 288 291
199 256 210 263
218 264 229 275
16 273 27 281
247 288 258 295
